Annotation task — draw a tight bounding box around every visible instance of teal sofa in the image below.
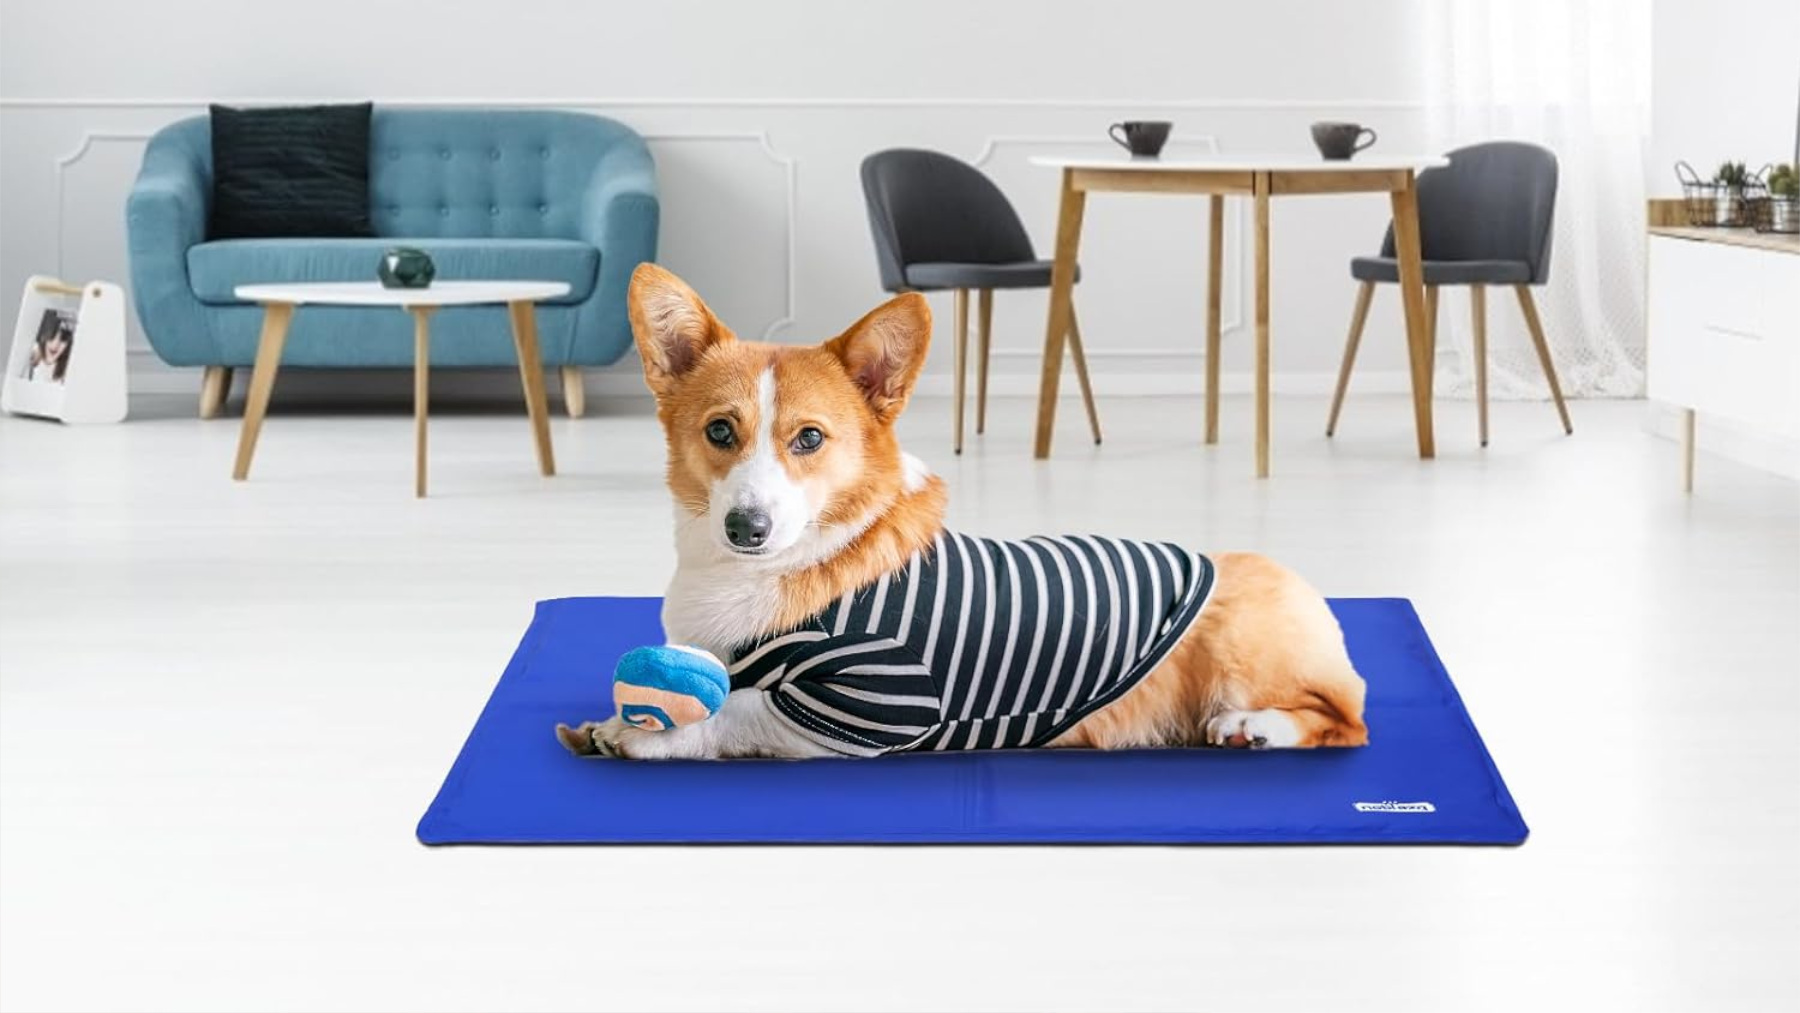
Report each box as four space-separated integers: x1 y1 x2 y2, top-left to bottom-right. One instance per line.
126 108 658 416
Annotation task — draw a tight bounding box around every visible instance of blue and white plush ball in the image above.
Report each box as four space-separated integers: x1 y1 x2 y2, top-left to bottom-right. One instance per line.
613 645 730 731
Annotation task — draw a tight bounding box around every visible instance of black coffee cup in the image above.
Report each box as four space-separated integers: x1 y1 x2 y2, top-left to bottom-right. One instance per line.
1311 121 1378 160
1109 120 1172 158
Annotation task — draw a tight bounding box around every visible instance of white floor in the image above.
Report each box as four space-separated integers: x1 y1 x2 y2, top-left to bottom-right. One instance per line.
2 390 1797 1013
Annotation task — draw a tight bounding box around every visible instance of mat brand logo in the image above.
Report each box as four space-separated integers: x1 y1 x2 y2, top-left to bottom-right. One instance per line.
1354 800 1436 813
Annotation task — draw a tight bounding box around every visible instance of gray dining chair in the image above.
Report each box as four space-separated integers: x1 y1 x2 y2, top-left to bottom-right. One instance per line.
860 148 1101 453
1326 141 1571 446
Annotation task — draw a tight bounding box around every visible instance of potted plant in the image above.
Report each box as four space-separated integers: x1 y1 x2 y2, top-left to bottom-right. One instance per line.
1713 161 1750 225
1765 162 1799 233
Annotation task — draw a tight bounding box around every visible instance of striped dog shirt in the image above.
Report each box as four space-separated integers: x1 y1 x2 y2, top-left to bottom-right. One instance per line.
727 532 1216 755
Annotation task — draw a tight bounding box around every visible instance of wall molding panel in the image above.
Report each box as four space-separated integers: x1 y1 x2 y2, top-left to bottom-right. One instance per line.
4 95 1430 401
54 129 154 279
634 131 798 341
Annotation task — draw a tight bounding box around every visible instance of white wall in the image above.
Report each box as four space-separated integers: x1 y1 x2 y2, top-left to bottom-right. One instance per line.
0 0 1433 399
1647 0 1800 195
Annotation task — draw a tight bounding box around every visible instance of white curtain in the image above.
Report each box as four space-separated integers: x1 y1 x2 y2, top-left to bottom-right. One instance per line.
1422 0 1651 399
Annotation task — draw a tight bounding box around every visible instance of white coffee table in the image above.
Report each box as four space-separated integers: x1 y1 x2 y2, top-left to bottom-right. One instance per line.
230 280 571 497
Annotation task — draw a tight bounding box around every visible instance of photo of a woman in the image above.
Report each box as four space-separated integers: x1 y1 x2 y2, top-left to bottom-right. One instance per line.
24 308 75 384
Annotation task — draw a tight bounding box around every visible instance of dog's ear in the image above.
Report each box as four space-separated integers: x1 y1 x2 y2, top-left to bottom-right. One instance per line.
825 292 932 424
629 264 735 398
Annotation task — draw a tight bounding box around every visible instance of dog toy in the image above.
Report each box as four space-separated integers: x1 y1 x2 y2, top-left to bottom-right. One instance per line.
613 645 730 731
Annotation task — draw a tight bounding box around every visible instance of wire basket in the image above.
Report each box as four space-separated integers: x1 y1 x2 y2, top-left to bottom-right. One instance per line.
1675 160 1752 227
1752 194 1800 234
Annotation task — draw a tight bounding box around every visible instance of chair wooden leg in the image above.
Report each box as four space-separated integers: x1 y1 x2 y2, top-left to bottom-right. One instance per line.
199 366 233 419
975 288 993 435
560 366 586 418
1066 304 1102 445
1425 284 1440 363
1325 282 1374 437
1471 284 1489 447
1514 284 1573 434
952 288 969 455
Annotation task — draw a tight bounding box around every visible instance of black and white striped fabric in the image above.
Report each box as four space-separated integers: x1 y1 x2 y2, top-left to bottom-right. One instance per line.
727 533 1216 756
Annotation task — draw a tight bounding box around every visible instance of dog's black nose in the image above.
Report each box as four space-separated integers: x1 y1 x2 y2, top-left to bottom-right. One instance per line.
724 508 772 549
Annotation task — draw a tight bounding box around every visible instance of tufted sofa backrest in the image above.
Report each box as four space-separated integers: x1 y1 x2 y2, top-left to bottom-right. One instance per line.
368 109 636 240
149 107 642 241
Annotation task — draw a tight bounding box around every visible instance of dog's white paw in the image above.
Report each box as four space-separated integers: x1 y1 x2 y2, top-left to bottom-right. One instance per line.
1204 709 1301 749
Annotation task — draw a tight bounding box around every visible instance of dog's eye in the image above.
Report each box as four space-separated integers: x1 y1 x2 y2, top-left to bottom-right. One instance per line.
790 427 825 455
704 419 735 448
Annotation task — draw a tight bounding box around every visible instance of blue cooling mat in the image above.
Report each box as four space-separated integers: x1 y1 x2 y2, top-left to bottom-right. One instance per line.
418 597 1527 845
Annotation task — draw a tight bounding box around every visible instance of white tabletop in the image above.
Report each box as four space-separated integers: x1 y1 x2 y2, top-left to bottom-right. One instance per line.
1029 152 1449 172
233 280 571 306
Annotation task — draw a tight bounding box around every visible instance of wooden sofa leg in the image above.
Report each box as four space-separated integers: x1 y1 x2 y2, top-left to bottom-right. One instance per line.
199 366 233 419
560 366 586 418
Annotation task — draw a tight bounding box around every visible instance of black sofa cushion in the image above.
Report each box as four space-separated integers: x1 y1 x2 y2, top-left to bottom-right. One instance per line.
209 102 374 240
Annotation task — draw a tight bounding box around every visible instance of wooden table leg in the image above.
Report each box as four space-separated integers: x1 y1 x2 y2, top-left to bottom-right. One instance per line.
411 307 433 498
507 300 556 477
232 302 295 481
1033 170 1086 460
1205 194 1224 445
1253 171 1272 478
1390 173 1436 459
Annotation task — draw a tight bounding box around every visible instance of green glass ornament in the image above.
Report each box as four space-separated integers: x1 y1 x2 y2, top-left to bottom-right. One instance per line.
377 247 436 289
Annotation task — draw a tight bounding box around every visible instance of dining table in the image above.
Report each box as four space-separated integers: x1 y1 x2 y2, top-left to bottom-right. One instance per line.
1026 152 1451 476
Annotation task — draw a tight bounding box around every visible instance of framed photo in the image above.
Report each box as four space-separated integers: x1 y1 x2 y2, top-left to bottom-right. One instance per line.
3 276 127 423
21 306 78 386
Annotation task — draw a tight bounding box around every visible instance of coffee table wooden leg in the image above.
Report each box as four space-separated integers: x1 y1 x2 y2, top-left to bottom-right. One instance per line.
1205 194 1224 445
1253 172 1272 478
232 302 295 481
1033 170 1086 460
507 300 556 476
1390 173 1437 459
411 307 433 498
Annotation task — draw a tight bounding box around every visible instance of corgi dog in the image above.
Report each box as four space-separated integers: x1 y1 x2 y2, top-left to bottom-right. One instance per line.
557 264 1367 760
